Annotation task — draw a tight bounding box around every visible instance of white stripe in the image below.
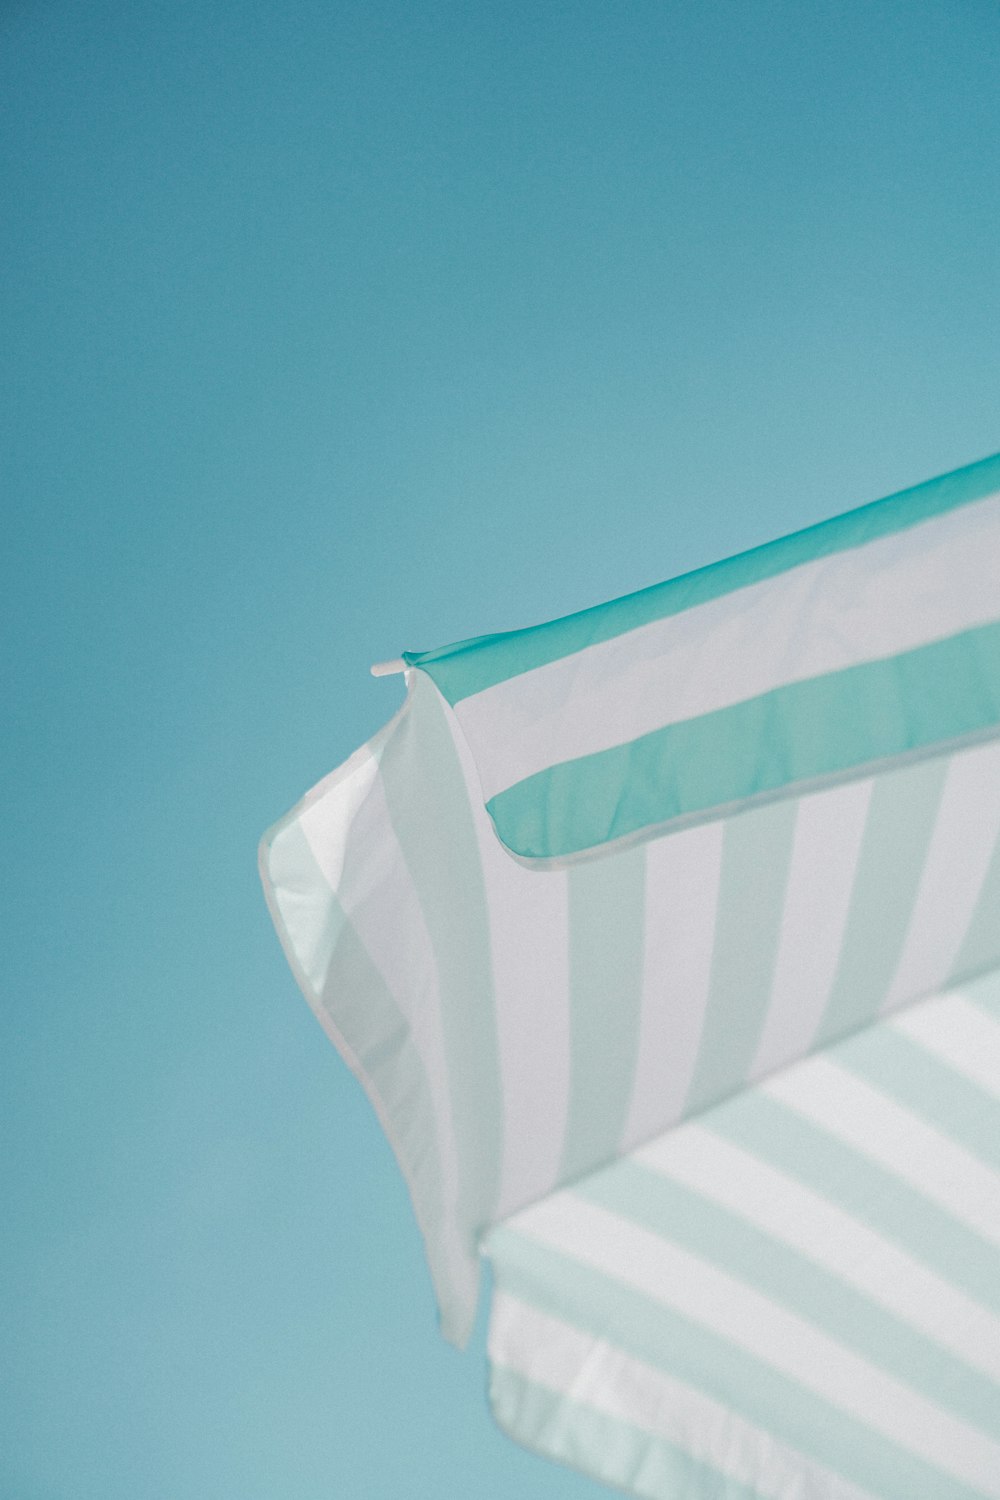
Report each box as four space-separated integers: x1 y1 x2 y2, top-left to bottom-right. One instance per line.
883 740 1000 1012
274 743 383 993
636 1121 1000 1383
456 493 1000 801
751 779 874 1079
443 695 572 1219
508 1192 1000 1494
268 830 343 998
621 820 724 1149
488 1292 879 1500
298 742 380 894
892 991 1000 1104
764 1055 1000 1248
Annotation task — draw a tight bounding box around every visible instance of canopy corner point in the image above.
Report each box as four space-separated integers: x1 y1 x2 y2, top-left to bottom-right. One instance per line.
370 657 407 678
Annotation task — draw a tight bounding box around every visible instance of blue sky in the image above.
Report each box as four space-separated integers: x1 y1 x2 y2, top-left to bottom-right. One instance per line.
3 2 999 1496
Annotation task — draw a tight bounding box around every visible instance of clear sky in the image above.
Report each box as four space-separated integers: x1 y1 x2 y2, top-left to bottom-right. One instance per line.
3 2 999 1496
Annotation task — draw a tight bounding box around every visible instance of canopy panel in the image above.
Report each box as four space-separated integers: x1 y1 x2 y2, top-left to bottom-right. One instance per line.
406 451 1000 862
260 451 1000 1497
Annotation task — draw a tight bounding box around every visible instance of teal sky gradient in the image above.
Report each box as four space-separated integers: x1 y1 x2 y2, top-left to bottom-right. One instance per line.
3 3 999 1496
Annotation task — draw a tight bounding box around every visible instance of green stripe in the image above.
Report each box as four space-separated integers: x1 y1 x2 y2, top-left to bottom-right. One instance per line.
684 799 796 1116
487 1227 986 1500
265 822 465 1339
840 1024 1000 1175
490 1365 767 1500
577 1158 1000 1441
708 1094 1000 1318
814 755 950 1045
485 620 1000 859
379 674 504 1273
319 911 464 1323
950 834 1000 983
408 452 1000 703
559 844 646 1184
960 967 1000 1021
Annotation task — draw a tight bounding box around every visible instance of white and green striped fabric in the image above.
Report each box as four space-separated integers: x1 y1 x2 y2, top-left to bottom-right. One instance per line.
260 452 1000 1499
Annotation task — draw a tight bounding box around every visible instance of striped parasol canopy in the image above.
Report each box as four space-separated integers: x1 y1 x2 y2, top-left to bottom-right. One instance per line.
261 451 1000 1500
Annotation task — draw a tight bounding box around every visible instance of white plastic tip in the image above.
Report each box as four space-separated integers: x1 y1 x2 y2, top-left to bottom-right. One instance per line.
370 657 407 678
